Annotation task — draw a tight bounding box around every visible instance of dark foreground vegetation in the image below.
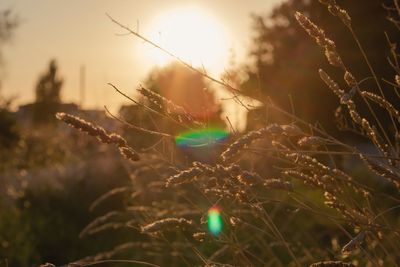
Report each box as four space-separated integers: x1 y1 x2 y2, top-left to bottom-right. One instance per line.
1 0 400 266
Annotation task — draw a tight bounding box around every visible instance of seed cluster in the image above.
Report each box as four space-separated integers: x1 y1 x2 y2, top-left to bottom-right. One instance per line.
56 112 139 161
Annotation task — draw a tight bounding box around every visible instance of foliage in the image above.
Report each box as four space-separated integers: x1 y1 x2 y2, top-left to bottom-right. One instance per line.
0 92 19 149
0 9 18 67
120 61 225 150
34 60 63 124
4 1 400 266
35 60 62 105
0 123 135 266
243 0 399 133
51 1 400 265
142 62 224 128
54 0 400 266
0 9 19 150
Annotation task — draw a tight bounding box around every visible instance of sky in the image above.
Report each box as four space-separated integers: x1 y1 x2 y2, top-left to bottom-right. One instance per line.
0 0 283 128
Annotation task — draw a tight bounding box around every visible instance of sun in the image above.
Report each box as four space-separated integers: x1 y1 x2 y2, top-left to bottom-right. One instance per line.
145 6 230 75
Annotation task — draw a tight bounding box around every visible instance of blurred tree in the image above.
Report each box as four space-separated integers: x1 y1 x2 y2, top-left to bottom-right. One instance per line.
120 62 225 161
0 9 19 149
243 0 398 133
35 60 62 104
143 62 223 129
34 59 63 124
121 62 224 144
0 9 18 68
0 90 19 149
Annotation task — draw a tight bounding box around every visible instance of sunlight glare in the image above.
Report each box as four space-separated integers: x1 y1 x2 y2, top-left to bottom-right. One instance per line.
145 6 230 75
175 127 229 147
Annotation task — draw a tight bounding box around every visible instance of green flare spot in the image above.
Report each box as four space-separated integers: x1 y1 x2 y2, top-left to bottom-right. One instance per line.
207 206 223 236
175 127 228 147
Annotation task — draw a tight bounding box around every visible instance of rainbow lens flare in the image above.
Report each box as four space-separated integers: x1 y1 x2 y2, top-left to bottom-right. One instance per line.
207 206 223 236
175 128 228 147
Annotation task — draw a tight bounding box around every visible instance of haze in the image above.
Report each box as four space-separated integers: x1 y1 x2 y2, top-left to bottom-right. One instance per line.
1 0 283 112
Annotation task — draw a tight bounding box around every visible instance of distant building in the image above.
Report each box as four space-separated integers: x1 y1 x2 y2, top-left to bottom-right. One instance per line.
16 102 78 129
15 102 117 131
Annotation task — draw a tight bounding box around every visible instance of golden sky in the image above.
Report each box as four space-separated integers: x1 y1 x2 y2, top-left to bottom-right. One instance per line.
1 0 282 113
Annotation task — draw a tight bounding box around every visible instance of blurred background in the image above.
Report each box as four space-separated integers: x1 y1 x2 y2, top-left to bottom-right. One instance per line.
0 0 398 266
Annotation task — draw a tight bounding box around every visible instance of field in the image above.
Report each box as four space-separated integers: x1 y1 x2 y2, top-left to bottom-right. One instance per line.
1 1 400 266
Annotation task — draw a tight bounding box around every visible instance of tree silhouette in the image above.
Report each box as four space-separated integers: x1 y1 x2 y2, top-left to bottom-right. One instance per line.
142 61 224 130
34 59 63 124
35 59 62 104
0 9 19 148
120 62 225 161
243 0 398 133
0 9 18 68
0 91 19 149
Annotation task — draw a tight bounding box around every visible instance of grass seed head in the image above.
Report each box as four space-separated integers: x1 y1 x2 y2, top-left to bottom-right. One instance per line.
344 71 357 87
281 124 304 136
342 231 365 254
56 112 139 161
297 136 327 149
141 218 194 234
309 261 355 267
395 75 400 86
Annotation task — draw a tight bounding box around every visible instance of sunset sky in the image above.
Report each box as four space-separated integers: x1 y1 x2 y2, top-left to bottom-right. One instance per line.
1 0 282 115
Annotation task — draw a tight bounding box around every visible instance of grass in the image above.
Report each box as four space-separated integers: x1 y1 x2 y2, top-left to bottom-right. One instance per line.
54 1 400 266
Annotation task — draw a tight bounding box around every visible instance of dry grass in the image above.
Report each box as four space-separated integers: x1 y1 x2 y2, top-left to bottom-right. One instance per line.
54 1 400 266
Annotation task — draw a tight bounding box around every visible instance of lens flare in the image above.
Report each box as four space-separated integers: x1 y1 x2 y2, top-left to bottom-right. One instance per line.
175 128 228 147
207 206 223 236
